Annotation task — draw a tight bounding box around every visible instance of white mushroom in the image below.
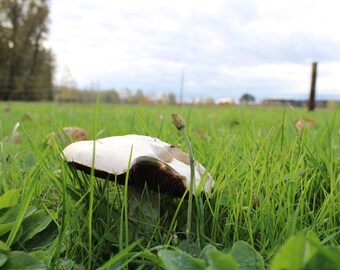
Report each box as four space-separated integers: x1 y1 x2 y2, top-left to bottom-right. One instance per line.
62 134 214 228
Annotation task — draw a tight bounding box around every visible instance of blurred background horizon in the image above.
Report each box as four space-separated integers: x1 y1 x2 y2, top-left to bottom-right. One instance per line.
48 0 340 102
1 0 340 104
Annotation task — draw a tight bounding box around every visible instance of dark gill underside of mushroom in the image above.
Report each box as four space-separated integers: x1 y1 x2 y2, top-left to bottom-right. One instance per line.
67 156 187 198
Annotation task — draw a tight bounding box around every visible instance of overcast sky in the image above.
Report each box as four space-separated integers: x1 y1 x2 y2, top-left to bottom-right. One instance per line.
47 0 340 101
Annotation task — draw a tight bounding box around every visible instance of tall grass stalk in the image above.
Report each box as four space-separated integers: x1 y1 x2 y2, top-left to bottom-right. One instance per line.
86 101 100 269
5 126 43 247
119 146 133 251
50 163 68 268
0 120 8 191
172 113 195 248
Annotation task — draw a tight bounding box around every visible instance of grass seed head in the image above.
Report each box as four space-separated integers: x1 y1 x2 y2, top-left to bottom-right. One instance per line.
172 113 185 130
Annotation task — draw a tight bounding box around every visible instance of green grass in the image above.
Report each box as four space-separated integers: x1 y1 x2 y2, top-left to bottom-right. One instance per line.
0 102 339 269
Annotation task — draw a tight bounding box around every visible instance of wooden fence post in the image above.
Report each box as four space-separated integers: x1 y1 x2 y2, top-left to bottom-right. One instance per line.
308 62 317 111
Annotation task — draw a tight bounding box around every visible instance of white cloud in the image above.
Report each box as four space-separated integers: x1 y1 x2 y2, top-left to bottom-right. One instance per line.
48 0 340 100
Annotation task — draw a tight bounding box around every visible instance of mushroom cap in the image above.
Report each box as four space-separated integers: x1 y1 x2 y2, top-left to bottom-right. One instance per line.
62 135 214 197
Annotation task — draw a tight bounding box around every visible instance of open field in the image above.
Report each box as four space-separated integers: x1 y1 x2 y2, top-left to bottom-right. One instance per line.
0 102 339 269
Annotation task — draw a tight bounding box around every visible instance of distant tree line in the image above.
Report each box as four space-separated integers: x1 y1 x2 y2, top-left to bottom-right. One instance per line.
54 86 178 105
0 0 54 101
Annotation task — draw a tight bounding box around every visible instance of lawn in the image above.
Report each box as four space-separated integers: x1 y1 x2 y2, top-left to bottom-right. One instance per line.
0 102 339 269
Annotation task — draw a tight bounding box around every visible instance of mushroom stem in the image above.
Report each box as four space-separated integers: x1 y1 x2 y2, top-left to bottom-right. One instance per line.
128 186 160 233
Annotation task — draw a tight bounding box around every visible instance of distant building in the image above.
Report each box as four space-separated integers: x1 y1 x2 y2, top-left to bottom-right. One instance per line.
261 99 332 108
261 99 306 107
216 98 236 106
